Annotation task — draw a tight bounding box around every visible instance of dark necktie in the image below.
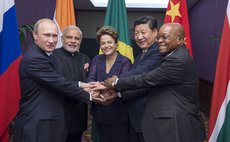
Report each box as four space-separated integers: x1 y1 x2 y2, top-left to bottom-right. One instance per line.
49 54 53 59
49 54 56 68
141 50 146 59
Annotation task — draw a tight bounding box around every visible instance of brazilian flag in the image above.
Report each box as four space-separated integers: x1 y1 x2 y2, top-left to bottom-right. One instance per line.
101 0 134 62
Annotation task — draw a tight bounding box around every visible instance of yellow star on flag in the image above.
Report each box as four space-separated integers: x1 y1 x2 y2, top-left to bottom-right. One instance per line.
166 0 182 22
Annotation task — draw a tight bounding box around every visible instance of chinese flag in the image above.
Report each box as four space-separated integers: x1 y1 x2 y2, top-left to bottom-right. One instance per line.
164 0 193 56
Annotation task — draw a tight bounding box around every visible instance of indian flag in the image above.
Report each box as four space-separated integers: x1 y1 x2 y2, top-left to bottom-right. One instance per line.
208 0 230 141
53 0 76 48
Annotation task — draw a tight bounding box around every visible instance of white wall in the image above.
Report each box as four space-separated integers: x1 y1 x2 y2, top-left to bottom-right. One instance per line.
77 11 165 38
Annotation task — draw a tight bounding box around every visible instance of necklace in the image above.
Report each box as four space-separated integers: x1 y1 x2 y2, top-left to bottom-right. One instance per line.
106 60 114 67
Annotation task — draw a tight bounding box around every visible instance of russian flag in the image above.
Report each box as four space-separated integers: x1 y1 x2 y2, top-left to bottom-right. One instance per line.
0 0 21 141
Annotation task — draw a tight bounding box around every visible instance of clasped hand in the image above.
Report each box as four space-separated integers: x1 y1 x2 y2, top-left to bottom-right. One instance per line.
80 77 118 105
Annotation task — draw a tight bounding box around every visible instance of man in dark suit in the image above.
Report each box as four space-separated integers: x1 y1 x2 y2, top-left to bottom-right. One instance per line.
13 19 92 142
53 26 90 142
119 16 164 142
92 23 206 142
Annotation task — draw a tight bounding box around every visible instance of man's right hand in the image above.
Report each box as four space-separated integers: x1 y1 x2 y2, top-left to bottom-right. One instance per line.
104 75 118 87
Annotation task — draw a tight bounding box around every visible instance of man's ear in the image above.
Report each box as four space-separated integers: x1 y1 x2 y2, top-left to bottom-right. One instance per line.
177 35 184 46
33 31 37 40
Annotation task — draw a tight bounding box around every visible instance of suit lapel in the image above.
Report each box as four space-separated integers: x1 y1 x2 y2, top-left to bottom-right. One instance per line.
96 55 107 80
134 42 158 67
96 53 123 78
158 46 183 65
142 43 158 60
33 44 57 69
108 53 122 76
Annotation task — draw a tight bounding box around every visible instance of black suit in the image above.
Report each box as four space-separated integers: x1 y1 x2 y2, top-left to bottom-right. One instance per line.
13 44 90 142
53 47 90 142
120 43 164 142
115 46 206 142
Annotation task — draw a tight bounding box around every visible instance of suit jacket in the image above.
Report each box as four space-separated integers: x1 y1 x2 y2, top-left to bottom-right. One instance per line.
87 52 132 124
13 44 90 142
116 46 206 142
53 47 90 133
120 43 164 132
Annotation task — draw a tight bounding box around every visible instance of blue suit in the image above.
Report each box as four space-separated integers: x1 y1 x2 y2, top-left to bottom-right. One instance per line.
87 52 132 142
120 43 164 142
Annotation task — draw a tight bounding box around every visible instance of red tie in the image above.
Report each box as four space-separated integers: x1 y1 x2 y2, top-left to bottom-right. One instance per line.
141 50 145 59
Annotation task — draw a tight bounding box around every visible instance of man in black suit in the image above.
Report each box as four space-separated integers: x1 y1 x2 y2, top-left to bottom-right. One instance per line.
13 18 93 142
53 26 90 142
119 16 164 142
92 23 206 142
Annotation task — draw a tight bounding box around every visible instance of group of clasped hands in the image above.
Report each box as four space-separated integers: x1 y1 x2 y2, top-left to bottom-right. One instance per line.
81 75 118 105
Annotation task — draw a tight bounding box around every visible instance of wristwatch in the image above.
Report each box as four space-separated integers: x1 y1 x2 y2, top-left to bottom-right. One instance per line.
112 78 118 88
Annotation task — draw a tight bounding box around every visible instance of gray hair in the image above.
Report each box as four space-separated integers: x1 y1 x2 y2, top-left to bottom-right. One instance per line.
62 25 83 39
34 18 58 33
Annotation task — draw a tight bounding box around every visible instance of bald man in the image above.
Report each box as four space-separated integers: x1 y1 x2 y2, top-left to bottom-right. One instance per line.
95 23 206 142
13 19 91 142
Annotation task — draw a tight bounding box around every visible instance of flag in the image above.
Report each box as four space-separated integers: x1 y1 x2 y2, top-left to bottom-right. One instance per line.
53 0 76 48
164 0 193 56
103 0 134 62
208 0 230 141
0 0 22 141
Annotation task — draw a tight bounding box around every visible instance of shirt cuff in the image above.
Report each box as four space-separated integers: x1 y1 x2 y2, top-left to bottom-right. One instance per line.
89 93 92 101
117 92 122 98
78 81 81 88
79 81 91 101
